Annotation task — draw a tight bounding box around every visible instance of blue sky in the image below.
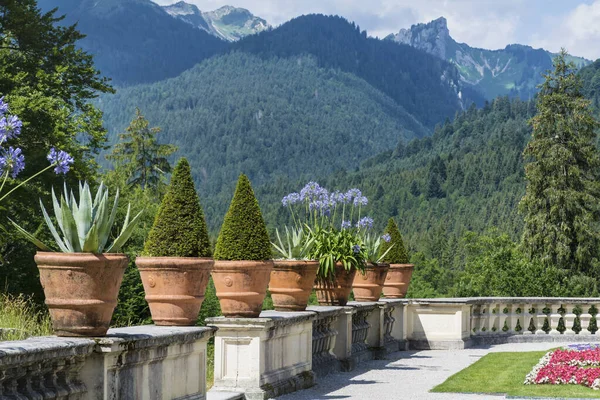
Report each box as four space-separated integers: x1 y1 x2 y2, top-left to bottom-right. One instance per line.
154 0 600 60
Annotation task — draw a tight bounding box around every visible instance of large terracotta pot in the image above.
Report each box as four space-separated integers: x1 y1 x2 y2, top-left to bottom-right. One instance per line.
382 263 414 298
352 262 390 302
137 257 213 326
314 263 357 306
35 252 128 337
211 260 273 317
269 260 319 311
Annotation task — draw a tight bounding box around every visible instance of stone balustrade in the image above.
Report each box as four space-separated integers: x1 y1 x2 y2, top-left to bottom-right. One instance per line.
4 298 600 400
0 326 215 400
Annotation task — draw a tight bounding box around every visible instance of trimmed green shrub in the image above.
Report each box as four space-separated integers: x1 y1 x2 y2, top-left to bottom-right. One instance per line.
144 158 211 257
380 218 409 263
214 174 272 260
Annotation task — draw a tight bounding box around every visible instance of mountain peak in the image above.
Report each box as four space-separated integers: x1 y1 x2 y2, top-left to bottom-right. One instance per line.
162 2 269 41
388 17 451 59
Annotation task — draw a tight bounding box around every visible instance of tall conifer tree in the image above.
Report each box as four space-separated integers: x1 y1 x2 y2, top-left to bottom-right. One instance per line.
519 50 600 273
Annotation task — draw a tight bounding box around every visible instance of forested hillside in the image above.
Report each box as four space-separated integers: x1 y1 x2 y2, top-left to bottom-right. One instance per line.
37 0 227 85
581 59 600 111
100 52 429 228
234 14 483 127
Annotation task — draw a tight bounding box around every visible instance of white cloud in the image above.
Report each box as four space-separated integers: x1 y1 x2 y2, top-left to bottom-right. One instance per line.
530 0 600 60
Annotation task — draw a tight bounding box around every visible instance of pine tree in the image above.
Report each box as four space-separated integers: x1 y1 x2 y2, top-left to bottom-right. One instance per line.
107 108 177 191
519 50 600 273
144 158 211 257
214 174 272 261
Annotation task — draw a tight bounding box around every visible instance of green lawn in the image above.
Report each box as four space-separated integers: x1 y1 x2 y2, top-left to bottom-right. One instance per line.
432 351 600 399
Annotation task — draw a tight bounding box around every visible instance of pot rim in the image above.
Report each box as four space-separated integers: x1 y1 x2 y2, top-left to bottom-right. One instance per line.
273 259 319 264
136 256 214 261
388 263 415 268
35 251 128 257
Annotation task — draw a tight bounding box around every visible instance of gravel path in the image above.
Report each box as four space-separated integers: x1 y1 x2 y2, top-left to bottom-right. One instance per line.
279 343 559 400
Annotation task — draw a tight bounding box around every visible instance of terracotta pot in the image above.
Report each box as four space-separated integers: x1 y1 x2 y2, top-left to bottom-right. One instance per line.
137 257 213 326
314 263 357 306
211 260 273 317
352 262 390 302
269 260 319 311
382 263 414 298
35 252 128 337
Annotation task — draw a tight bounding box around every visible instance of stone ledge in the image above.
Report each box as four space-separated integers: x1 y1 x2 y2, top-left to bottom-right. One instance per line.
347 301 379 311
408 338 473 350
472 334 600 346
207 311 315 330
95 325 217 352
306 305 353 318
0 336 95 365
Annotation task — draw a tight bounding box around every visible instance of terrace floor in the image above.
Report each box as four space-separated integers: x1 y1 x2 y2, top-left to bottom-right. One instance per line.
279 343 560 400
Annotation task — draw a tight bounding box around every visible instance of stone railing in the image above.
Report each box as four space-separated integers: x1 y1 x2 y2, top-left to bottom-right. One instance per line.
5 298 599 400
0 326 215 400
469 298 600 342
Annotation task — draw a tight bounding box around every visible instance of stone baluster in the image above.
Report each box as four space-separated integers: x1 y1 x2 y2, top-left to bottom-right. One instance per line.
3 367 28 400
535 304 547 335
351 309 371 354
21 363 44 400
312 314 339 367
383 306 395 344
523 304 536 335
498 303 509 334
470 304 481 335
549 304 562 335
479 304 489 335
563 304 576 335
488 303 499 334
580 304 592 335
513 303 525 334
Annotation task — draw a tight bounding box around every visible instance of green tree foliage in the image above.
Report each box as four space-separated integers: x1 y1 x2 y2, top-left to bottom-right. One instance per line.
36 0 227 85
107 108 176 191
234 14 481 127
100 53 429 228
214 174 271 261
580 59 600 112
144 158 211 258
520 50 600 274
454 231 561 297
380 218 409 264
0 0 112 299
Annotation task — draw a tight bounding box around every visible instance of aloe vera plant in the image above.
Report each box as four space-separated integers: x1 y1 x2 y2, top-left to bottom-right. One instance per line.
11 182 142 253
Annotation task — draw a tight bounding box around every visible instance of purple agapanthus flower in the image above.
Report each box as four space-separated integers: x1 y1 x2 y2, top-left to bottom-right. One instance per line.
282 192 300 207
381 233 392 242
353 195 368 207
341 220 352 229
357 216 374 230
47 148 74 175
352 244 361 254
0 115 22 144
0 97 8 116
346 188 362 200
0 147 25 178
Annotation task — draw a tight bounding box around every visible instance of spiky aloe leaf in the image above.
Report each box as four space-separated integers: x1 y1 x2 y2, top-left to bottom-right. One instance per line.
74 181 93 250
98 189 119 252
8 219 52 251
51 187 64 234
40 200 70 252
82 223 99 253
61 195 81 252
106 208 143 253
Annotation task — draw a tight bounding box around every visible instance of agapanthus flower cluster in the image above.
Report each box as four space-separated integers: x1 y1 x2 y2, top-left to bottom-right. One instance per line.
0 96 74 202
524 347 600 390
281 182 371 230
381 233 392 242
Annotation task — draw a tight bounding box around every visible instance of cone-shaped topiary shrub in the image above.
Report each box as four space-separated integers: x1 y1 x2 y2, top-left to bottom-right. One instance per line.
144 158 211 257
214 174 272 260
380 218 409 264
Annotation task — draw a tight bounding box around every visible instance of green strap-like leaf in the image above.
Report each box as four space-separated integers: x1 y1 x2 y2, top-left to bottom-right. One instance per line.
61 196 81 252
40 200 71 252
51 187 64 235
106 208 143 253
8 218 52 251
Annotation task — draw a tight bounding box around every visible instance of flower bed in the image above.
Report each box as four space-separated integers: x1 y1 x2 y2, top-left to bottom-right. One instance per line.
524 344 600 389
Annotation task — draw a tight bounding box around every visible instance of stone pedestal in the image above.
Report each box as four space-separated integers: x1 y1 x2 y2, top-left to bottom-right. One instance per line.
406 300 472 349
207 311 315 400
